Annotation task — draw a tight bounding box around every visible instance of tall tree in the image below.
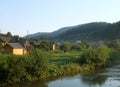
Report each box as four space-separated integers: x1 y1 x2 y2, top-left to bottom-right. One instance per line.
7 32 12 36
60 42 72 52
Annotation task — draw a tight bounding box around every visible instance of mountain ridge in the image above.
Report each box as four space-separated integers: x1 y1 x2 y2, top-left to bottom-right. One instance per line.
24 21 120 42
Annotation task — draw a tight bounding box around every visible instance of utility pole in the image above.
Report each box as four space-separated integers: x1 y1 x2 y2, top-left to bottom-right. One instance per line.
27 30 29 39
0 28 1 36
27 30 29 36
0 28 1 34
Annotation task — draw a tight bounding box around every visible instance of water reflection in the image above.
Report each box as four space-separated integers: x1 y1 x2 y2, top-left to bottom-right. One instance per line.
81 75 108 86
80 69 108 86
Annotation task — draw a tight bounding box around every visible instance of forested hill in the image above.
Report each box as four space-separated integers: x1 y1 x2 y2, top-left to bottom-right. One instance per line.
25 21 120 42
24 26 74 39
54 22 110 41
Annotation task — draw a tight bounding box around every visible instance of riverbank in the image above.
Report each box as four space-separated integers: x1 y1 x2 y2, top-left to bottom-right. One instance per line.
8 64 120 87
0 50 96 86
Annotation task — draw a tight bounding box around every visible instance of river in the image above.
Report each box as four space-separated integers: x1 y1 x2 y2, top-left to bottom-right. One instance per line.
13 65 120 87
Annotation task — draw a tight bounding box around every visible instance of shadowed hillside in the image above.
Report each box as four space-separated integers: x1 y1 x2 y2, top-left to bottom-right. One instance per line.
24 21 120 42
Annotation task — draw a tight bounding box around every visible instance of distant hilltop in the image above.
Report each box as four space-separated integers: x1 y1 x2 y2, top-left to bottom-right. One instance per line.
24 21 120 42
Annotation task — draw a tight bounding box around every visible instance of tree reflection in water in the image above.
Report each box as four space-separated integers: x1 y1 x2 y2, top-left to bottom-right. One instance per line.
81 74 108 86
80 69 108 87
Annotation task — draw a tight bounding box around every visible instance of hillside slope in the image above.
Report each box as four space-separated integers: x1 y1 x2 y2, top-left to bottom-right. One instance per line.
24 21 120 42
54 22 109 41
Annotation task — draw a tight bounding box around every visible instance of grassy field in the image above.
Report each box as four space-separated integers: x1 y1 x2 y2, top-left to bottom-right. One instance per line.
49 51 82 65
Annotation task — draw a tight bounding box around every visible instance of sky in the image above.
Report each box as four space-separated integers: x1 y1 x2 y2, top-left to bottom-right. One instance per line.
0 0 120 36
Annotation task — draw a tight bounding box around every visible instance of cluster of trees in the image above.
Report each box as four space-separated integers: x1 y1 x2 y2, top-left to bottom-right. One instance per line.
79 40 120 69
30 39 90 53
59 42 90 52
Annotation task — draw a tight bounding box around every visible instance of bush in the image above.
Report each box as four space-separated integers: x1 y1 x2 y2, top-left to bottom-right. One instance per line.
37 40 50 51
61 63 81 74
7 56 26 83
60 42 72 52
0 49 50 84
71 42 90 51
24 49 49 79
80 45 110 68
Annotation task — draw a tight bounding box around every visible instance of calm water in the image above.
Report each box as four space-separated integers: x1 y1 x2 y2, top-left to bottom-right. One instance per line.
14 65 120 87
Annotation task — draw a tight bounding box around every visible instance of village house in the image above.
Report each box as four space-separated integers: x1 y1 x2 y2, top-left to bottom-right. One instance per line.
4 43 24 55
0 36 31 55
9 36 31 52
50 42 56 51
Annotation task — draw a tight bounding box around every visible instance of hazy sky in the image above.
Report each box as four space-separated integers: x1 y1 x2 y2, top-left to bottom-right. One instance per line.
0 0 120 36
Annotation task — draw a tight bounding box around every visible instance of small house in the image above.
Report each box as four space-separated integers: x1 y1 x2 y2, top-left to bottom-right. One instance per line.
4 43 24 55
50 42 56 51
0 36 31 55
9 36 31 52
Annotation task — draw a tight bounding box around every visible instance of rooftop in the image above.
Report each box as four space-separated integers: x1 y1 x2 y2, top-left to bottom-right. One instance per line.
0 36 12 42
8 43 23 48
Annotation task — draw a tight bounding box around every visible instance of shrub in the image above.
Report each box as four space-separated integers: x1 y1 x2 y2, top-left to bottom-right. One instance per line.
0 49 50 84
25 49 49 78
60 42 72 52
80 45 110 68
